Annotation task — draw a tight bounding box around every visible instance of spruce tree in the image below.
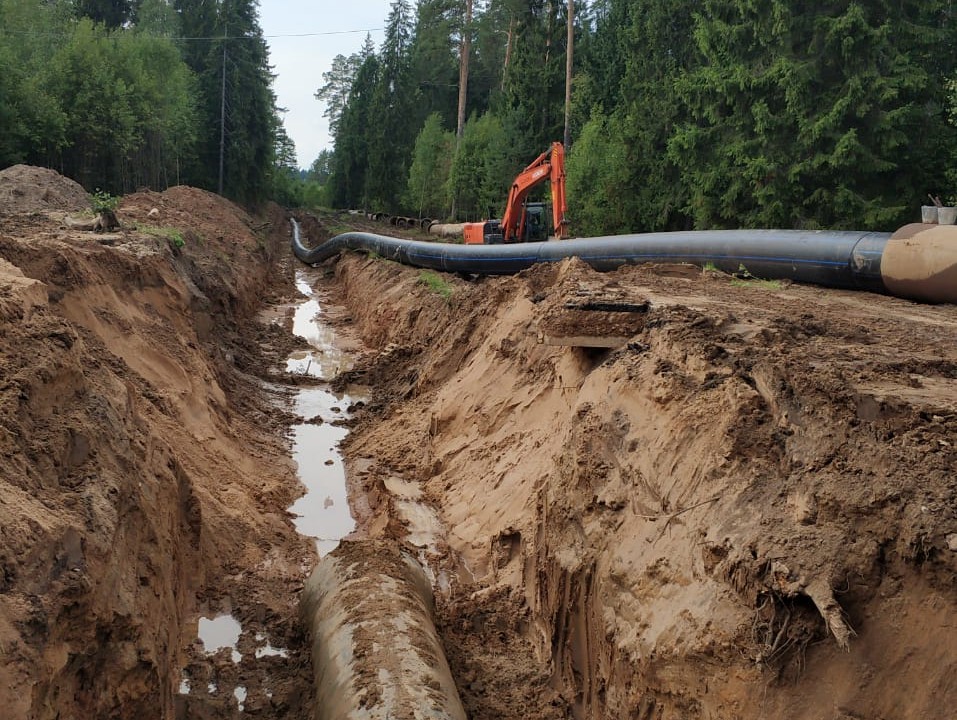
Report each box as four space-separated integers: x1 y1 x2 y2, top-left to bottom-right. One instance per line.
328 53 380 209
670 0 957 229
364 0 416 211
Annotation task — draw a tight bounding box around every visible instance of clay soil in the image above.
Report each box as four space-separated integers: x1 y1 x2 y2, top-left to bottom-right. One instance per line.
2 165 956 720
0 166 315 720
319 230 957 719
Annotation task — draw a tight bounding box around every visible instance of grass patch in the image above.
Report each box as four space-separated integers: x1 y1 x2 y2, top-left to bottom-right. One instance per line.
418 270 454 300
141 225 187 249
702 261 719 272
730 263 782 290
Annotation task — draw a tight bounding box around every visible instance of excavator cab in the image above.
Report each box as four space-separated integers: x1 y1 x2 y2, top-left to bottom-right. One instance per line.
520 202 549 243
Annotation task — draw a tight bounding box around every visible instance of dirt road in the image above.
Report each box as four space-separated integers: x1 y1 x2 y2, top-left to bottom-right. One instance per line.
1 165 954 720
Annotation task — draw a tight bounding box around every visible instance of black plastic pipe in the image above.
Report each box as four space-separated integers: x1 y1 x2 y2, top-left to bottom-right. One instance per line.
291 222 957 303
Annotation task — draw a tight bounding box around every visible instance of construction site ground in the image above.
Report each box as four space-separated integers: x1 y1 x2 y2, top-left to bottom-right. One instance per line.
0 165 954 720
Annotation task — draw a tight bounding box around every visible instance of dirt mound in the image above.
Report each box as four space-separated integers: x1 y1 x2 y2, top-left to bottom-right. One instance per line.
0 164 90 214
325 251 957 720
121 186 264 246
0 182 312 720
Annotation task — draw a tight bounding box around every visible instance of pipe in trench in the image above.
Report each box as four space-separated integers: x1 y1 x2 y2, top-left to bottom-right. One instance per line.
294 220 957 716
292 221 957 304
300 539 467 720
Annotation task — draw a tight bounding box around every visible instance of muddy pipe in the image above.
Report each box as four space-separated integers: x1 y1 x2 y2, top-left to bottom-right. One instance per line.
300 539 467 720
292 222 957 304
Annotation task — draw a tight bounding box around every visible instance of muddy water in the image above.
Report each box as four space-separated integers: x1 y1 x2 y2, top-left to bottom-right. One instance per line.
285 249 367 556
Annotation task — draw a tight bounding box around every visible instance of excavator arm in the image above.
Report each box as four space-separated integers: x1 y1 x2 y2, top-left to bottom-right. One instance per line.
500 142 569 242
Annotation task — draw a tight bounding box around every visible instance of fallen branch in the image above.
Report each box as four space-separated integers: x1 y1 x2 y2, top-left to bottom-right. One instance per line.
636 495 721 521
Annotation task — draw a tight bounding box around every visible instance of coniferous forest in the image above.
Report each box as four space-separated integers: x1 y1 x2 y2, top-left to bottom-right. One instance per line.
0 0 283 206
2 0 956 234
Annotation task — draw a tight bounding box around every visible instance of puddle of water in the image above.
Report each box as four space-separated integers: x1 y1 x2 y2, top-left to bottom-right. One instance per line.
288 403 354 555
208 682 218 694
198 614 242 663
287 274 356 379
285 257 368 557
254 632 290 659
178 678 191 695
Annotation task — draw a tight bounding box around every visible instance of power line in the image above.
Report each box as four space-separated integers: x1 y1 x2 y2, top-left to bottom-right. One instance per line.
1 27 383 41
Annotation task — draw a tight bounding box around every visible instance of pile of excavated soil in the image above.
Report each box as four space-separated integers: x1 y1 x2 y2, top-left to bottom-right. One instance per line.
0 169 312 720
0 164 90 214
321 249 957 720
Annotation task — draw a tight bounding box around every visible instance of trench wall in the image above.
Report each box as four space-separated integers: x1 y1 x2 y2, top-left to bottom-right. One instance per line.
0 200 294 719
331 252 957 720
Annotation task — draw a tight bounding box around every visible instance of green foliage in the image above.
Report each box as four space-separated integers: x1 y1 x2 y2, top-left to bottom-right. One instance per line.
328 53 380 209
142 225 186 249
730 264 782 290
418 270 454 300
270 124 304 207
446 113 513 221
90 189 118 213
669 0 956 230
498 0 567 165
0 0 70 165
316 50 366 139
566 112 631 236
406 113 454 218
408 0 459 131
39 19 199 194
364 0 417 212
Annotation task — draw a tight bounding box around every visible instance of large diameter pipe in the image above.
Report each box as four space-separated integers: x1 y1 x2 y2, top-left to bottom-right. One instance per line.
292 223 957 304
880 223 957 304
300 539 467 720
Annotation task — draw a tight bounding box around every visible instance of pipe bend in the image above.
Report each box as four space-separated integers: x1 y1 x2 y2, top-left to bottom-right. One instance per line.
292 221 957 304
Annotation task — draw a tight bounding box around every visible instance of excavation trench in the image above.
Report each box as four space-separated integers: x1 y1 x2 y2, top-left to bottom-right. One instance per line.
287 221 466 719
289 239 957 720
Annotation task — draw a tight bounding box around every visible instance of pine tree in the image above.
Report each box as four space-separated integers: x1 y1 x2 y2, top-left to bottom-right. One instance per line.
189 0 277 203
498 0 566 166
328 53 380 209
315 40 368 139
408 0 459 132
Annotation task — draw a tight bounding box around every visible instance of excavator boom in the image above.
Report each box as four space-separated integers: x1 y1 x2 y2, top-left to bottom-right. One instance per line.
463 142 569 244
501 142 569 242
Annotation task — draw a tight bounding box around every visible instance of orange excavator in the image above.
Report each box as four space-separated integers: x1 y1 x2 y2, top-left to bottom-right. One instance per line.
463 142 569 244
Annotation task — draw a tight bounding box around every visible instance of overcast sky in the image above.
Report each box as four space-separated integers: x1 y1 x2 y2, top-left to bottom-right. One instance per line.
259 1 393 169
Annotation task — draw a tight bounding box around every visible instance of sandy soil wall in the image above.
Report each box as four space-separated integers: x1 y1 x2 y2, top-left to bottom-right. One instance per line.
328 252 957 720
0 181 311 720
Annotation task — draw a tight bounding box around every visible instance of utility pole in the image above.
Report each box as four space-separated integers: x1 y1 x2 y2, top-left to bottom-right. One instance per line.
564 0 574 151
218 21 228 196
451 0 473 220
455 0 473 142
